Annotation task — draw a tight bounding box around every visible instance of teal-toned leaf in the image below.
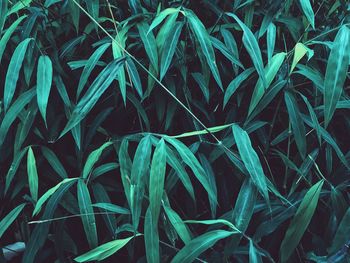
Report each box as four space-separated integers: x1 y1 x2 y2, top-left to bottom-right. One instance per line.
160 22 183 80
0 0 7 33
227 13 267 88
126 58 143 97
7 0 32 16
156 12 179 53
186 9 223 90
41 146 68 179
77 42 111 98
164 137 217 205
36 55 53 126
0 15 27 64
77 180 98 249
148 7 180 33
184 219 240 232
324 25 350 127
33 178 79 216
267 23 276 63
149 138 166 224
74 235 137 262
130 135 152 230
137 21 159 72
232 124 269 205
163 203 192 244
299 0 315 29
171 230 235 263
280 180 324 262
3 38 33 111
85 0 99 23
249 239 263 263
0 203 26 239
285 91 307 158
223 67 254 108
192 72 209 103
27 147 39 202
92 203 130 214
82 141 112 179
60 57 125 137
329 206 350 254
248 52 286 115
290 43 313 73
118 138 132 205
5 147 28 193
145 207 160 263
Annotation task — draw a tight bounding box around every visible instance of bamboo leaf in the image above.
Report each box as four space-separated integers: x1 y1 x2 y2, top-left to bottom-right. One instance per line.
36 55 53 126
145 207 160 263
91 203 130 214
0 203 26 239
148 7 180 33
227 13 267 88
74 235 137 262
280 180 324 262
329 207 350 254
77 180 98 249
186 9 223 90
33 178 79 216
171 230 235 263
149 138 166 224
3 38 33 111
130 135 152 230
137 21 159 72
284 91 307 158
324 25 350 127
290 43 313 73
27 147 39 202
299 0 315 29
160 22 183 80
232 124 269 205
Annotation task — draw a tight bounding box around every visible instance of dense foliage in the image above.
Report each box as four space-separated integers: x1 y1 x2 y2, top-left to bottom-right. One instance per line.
1 0 350 262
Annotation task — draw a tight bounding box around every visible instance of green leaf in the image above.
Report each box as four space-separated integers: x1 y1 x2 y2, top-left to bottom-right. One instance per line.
41 146 68 179
3 38 33 111
232 124 269 205
267 23 276 63
149 138 166 224
184 219 240 232
248 52 286 115
0 15 27 63
0 203 26 239
91 203 130 214
192 72 209 103
0 0 7 34
299 0 315 29
130 135 152 230
148 7 180 33
164 137 217 205
284 91 307 158
280 180 324 263
60 57 125 137
223 68 254 108
137 21 159 72
186 9 223 90
77 180 98 249
5 147 29 193
118 138 132 205
126 58 143 97
171 230 235 263
329 206 350 254
77 42 111 98
27 147 39 202
145 207 160 263
36 55 53 126
82 141 112 179
33 178 79 216
227 13 267 88
160 22 183 80
74 235 137 262
163 203 192 244
290 43 313 73
324 25 350 127
249 239 263 263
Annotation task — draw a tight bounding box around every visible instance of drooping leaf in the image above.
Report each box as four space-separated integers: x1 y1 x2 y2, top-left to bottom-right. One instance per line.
266 23 276 63
0 203 26 239
280 180 324 262
91 203 130 214
3 38 33 111
171 230 235 263
329 207 350 254
27 147 39 202
36 55 53 126
77 180 98 249
299 0 315 29
232 124 269 205
41 146 68 179
227 13 267 88
324 25 350 127
74 236 138 262
186 9 223 90
290 43 313 73
145 207 160 263
148 7 180 33
137 21 159 72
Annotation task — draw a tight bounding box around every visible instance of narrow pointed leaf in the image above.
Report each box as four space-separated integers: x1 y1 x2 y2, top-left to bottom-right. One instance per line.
27 147 39 202
145 207 160 263
0 203 26 239
299 0 315 29
3 38 33 111
137 21 159 72
36 55 53 125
